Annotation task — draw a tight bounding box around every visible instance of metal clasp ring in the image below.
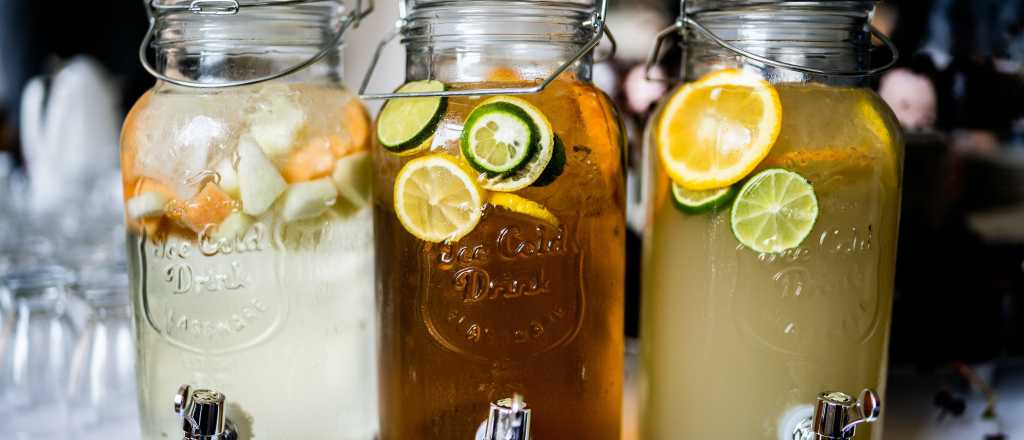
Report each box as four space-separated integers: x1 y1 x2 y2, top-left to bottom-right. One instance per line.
358 0 617 101
645 0 900 83
139 0 375 88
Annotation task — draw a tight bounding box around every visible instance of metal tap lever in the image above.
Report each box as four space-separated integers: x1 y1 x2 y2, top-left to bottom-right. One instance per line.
795 389 881 440
175 384 238 440
476 394 532 440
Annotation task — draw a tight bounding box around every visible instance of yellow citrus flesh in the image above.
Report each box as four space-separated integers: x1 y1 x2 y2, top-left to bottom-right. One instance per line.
657 69 782 190
488 193 560 227
394 154 483 243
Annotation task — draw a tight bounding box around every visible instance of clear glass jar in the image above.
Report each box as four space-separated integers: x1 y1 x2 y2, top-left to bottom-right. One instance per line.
121 2 377 439
639 1 903 439
368 1 626 439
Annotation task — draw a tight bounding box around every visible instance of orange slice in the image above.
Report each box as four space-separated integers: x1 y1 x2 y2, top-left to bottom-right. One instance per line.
656 69 782 190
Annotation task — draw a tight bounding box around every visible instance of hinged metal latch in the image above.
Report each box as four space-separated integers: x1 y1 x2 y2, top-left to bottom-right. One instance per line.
794 389 881 440
175 384 238 440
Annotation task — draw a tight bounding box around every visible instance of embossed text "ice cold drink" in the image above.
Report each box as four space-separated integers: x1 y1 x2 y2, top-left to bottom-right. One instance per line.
122 1 377 439
639 1 902 439
362 0 625 438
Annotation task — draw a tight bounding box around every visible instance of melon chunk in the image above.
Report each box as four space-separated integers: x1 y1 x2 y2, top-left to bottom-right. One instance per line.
238 136 287 216
126 191 168 219
331 151 372 209
215 159 240 198
279 177 338 222
212 212 254 241
281 137 335 183
178 182 236 233
248 93 306 157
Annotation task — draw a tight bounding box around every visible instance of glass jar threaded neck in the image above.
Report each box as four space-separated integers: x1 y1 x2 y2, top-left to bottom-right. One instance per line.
403 1 598 84
149 0 348 86
685 1 876 82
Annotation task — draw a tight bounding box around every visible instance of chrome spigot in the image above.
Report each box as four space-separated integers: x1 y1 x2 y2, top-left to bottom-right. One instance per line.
175 384 238 440
794 389 881 440
475 394 532 440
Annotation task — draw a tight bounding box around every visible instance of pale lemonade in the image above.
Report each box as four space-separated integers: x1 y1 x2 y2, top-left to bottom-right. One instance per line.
122 84 377 440
640 83 902 439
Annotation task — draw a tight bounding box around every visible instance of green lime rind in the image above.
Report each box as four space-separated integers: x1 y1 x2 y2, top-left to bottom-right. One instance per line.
729 168 819 254
531 135 566 187
671 182 738 215
377 80 447 153
461 102 537 176
477 96 554 192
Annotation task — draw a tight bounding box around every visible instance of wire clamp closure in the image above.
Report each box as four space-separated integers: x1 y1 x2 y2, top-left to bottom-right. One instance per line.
645 0 900 82
139 0 376 88
359 0 616 101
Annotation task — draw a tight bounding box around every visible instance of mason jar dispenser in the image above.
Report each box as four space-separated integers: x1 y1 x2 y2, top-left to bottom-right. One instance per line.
122 1 378 438
361 1 626 438
639 1 903 439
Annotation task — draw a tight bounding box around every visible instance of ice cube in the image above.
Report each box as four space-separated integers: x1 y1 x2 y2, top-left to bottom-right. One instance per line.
279 177 338 222
125 191 168 219
331 151 372 209
238 136 287 216
247 92 305 157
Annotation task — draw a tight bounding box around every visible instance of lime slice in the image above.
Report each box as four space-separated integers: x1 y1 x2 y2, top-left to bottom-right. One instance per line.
377 80 447 153
489 193 560 227
531 135 566 187
461 102 536 175
671 182 737 215
474 96 554 192
394 154 483 243
730 169 819 253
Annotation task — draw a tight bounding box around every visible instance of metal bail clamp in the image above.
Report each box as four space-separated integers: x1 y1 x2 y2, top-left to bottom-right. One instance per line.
644 0 900 83
139 0 376 88
359 0 617 101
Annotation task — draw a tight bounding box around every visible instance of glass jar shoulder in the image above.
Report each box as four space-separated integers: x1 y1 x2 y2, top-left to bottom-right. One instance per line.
120 81 371 239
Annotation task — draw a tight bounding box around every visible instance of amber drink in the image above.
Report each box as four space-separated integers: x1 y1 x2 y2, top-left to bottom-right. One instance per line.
369 2 626 439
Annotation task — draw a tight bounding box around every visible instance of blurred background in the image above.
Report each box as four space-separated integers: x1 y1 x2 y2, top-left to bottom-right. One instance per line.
0 0 1023 438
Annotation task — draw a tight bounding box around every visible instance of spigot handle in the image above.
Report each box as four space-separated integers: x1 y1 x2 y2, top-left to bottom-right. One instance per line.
477 394 532 440
843 389 881 433
175 384 237 440
807 388 882 440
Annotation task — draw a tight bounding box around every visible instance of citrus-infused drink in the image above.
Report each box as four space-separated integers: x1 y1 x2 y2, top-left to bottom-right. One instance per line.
366 2 624 438
640 74 902 438
374 74 625 440
638 1 904 435
122 83 377 439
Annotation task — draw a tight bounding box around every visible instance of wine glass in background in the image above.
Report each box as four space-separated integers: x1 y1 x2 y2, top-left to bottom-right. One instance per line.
68 262 139 438
0 265 78 439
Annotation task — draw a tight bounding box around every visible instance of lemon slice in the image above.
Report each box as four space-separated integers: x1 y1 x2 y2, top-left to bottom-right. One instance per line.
394 154 483 243
657 69 782 190
489 193 560 227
